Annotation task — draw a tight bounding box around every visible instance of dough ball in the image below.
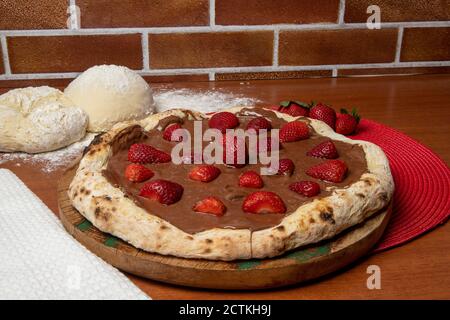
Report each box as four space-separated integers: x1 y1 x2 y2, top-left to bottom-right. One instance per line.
65 65 155 132
0 86 88 154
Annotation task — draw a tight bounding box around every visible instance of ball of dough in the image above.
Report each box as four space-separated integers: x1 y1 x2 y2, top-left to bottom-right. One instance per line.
64 65 155 132
0 86 88 154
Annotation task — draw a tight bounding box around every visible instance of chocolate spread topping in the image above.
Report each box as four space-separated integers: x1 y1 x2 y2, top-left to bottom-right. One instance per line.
103 108 368 234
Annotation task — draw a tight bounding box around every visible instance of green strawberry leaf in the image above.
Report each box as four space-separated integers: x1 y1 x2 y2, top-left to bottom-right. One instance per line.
351 107 361 123
293 101 311 109
279 101 291 107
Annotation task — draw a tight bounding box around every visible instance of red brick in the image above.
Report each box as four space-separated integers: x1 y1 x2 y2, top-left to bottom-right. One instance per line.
149 32 273 69
338 66 450 76
142 74 209 83
78 0 209 28
0 0 68 30
8 35 143 73
345 0 450 23
216 0 339 25
279 29 397 66
216 70 332 81
401 27 450 62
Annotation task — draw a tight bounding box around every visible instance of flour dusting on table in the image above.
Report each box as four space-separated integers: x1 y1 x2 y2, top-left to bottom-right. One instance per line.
154 88 259 113
0 133 96 172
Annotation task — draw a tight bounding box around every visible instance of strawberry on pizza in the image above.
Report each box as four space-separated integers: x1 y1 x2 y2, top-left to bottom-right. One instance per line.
68 106 393 261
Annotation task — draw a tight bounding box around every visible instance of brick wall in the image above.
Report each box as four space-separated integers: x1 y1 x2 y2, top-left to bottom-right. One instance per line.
0 0 449 84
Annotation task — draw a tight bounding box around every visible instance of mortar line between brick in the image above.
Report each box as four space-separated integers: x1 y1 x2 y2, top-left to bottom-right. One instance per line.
209 0 215 27
338 0 346 24
142 32 150 71
1 61 450 80
273 30 279 67
395 27 404 63
1 21 449 36
0 36 11 75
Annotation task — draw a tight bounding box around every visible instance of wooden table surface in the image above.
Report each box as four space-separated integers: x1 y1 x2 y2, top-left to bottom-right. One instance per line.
1 74 449 299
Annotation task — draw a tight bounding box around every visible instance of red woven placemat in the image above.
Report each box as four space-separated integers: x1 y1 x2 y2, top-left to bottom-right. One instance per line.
350 119 450 251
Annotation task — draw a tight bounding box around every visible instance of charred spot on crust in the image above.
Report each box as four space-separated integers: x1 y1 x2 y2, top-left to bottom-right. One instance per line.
104 196 112 201
205 239 213 244
185 236 194 240
276 226 285 232
319 211 335 224
203 248 211 254
356 193 365 198
159 225 168 230
83 132 106 156
309 217 315 223
111 207 116 212
379 192 388 201
85 190 91 195
94 207 101 216
363 178 374 186
80 187 85 193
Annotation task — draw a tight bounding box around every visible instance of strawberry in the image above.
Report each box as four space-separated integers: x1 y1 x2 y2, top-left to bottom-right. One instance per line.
125 164 154 183
306 140 339 159
309 102 336 130
139 179 183 205
306 159 348 183
278 101 311 117
335 108 360 135
222 135 247 168
246 116 272 134
208 112 239 133
277 158 295 176
239 171 264 188
128 143 171 164
193 196 226 216
289 181 321 197
189 165 221 182
279 121 310 142
242 191 286 214
163 123 183 142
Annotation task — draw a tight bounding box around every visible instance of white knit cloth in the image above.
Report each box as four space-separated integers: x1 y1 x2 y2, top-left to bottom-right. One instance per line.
0 169 149 300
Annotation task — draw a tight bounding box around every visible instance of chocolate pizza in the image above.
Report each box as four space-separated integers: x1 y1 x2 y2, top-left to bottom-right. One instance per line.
68 107 394 261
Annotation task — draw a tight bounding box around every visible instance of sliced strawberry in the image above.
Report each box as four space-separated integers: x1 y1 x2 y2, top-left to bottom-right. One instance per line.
193 196 226 216
222 135 247 168
306 140 339 159
242 191 286 214
289 181 321 197
277 158 295 176
139 179 183 205
279 121 310 142
239 171 264 188
188 165 221 182
128 143 171 164
208 112 239 133
335 108 360 135
163 123 183 141
125 164 154 183
306 159 348 183
246 116 272 134
309 103 336 130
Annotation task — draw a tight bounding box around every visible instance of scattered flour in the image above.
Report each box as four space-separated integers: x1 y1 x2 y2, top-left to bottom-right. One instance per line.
0 89 259 172
0 133 96 172
153 88 259 113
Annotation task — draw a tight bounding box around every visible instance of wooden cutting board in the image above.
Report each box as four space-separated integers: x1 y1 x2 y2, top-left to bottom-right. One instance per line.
57 166 391 290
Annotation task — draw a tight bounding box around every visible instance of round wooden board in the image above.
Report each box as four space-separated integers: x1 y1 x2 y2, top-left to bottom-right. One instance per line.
58 166 392 290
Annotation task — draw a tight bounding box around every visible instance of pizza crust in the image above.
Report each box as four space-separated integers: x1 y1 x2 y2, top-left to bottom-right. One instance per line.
68 107 394 261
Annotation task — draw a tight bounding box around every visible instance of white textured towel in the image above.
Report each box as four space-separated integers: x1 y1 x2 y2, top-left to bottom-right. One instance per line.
0 169 149 300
